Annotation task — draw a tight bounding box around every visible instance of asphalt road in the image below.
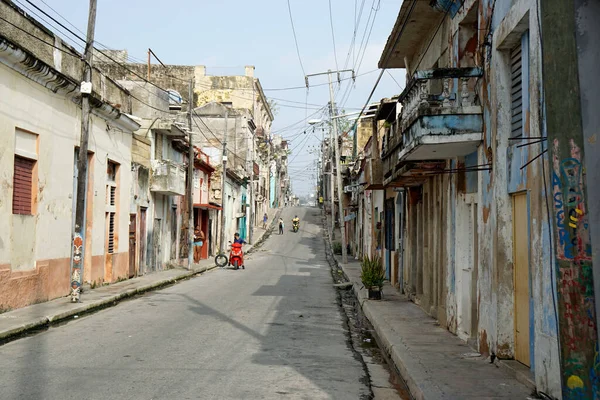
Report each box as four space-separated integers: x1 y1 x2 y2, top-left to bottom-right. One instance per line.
0 207 373 400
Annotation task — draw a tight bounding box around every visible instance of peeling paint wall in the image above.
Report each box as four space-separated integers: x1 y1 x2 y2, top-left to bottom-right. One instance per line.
478 0 560 396
0 62 134 309
382 0 561 395
574 0 600 350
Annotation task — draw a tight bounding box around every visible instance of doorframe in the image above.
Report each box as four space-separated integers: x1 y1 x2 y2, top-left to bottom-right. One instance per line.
128 213 137 278
396 190 405 294
139 207 147 275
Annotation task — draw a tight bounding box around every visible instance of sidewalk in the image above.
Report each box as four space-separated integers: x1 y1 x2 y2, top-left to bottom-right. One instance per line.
249 207 280 245
0 208 281 344
333 254 535 399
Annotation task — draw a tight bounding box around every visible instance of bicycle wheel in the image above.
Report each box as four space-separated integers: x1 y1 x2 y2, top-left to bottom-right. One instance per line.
215 253 228 268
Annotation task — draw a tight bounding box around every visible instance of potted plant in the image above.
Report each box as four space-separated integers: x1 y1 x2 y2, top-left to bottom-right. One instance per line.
361 256 385 300
332 241 343 255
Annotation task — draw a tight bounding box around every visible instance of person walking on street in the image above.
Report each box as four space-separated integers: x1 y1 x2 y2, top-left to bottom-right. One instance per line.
278 218 284 235
263 213 268 229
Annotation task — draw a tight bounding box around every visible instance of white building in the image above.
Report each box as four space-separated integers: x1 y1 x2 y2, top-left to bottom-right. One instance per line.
0 2 140 310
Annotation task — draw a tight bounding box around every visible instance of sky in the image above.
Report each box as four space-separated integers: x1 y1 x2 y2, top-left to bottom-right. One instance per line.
18 0 407 196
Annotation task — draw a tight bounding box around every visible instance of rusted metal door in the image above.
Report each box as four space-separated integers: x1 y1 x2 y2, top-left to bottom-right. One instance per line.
513 193 531 366
128 214 136 278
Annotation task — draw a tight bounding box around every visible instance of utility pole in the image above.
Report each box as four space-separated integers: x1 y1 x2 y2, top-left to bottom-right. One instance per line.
328 108 336 236
247 125 254 244
187 79 194 269
540 1 599 398
305 69 353 264
70 0 97 303
274 159 279 208
328 72 348 264
219 111 229 254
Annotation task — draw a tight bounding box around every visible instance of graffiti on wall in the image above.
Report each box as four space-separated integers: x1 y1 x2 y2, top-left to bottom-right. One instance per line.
70 233 83 302
552 138 598 398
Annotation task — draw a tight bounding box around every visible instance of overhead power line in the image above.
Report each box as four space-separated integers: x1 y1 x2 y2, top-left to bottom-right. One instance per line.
348 0 418 138
387 70 403 88
286 0 307 77
3 7 250 165
338 0 380 108
0 14 81 58
190 112 247 164
264 69 377 91
148 48 168 68
328 0 340 72
18 0 174 102
35 0 147 65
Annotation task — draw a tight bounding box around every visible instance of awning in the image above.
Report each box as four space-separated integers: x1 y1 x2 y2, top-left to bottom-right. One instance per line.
194 203 222 211
364 183 386 190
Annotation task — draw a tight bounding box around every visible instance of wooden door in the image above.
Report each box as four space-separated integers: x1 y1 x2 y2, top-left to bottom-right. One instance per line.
139 208 147 274
384 199 395 281
208 218 213 257
128 214 137 278
154 218 162 271
201 210 209 260
170 207 177 260
513 193 530 366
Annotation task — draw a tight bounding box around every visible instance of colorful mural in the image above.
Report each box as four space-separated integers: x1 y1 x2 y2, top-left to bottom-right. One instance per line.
552 139 598 398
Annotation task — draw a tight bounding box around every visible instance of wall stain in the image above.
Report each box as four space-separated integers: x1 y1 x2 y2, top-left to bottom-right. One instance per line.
480 329 490 357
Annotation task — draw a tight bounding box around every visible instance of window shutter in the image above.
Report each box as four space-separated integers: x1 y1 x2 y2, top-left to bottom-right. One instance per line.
108 212 115 254
510 42 523 139
13 156 34 215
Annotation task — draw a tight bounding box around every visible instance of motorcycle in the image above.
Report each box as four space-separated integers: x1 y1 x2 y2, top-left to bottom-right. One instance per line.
292 221 299 233
229 242 245 270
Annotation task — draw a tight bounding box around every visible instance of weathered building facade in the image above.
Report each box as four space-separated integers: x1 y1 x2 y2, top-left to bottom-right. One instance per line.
344 0 570 397
539 0 600 397
374 0 565 396
121 81 189 274
190 102 252 246
96 60 277 244
0 1 140 309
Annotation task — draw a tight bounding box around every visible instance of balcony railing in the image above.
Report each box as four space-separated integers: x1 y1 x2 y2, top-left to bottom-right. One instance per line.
401 68 481 117
196 150 210 165
384 67 483 159
150 159 186 196
381 67 484 184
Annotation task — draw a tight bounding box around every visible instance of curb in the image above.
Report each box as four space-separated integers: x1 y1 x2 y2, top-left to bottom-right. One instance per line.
321 213 428 400
338 258 430 400
247 208 282 254
354 286 433 400
0 264 218 344
0 211 284 344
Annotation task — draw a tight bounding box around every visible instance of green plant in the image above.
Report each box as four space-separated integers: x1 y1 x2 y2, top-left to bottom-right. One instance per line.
332 241 343 255
360 255 385 288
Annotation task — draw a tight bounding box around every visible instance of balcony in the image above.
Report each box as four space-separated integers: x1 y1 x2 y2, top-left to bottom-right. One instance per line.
383 67 483 185
150 159 186 196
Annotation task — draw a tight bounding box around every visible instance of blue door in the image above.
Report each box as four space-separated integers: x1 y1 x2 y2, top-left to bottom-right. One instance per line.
239 194 247 239
384 198 395 281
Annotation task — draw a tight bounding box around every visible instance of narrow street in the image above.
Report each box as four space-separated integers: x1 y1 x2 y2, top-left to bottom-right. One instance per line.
0 208 398 400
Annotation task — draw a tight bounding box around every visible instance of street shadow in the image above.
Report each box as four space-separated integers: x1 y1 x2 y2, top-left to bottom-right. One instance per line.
178 209 370 398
